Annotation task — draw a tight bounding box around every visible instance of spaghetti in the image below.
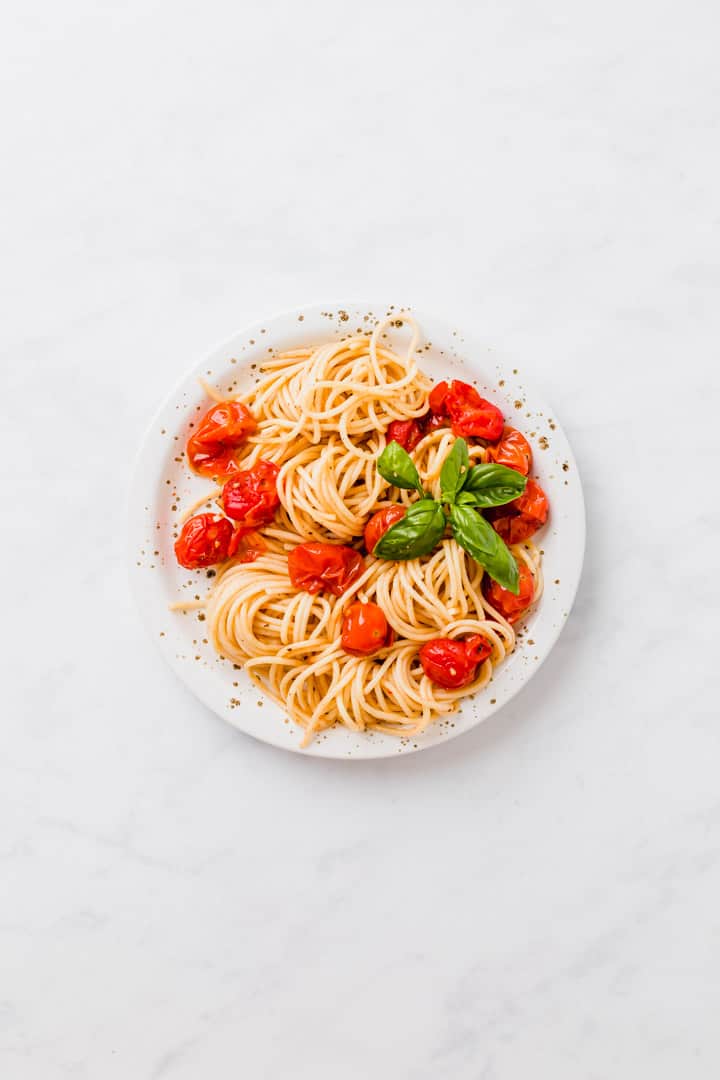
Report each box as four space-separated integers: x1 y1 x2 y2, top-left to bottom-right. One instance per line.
173 317 545 746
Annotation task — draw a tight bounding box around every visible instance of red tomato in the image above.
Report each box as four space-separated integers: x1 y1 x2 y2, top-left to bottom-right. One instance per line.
288 542 364 596
483 561 535 623
419 634 492 689
489 479 549 544
428 379 504 441
341 601 392 656
222 460 280 528
428 381 450 413
488 426 532 476
174 514 238 569
387 418 424 452
233 530 267 563
364 505 407 554
187 400 256 478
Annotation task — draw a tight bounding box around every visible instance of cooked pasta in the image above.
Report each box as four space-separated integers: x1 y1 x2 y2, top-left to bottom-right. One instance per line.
172 316 546 746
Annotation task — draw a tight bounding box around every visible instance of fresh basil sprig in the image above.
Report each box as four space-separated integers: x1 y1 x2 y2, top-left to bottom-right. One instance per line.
449 505 520 593
372 435 529 593
377 441 424 496
373 499 447 560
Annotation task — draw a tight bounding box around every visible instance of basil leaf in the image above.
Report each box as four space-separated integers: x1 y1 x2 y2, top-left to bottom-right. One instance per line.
374 499 446 560
377 441 423 494
449 504 520 593
439 438 470 504
461 463 527 508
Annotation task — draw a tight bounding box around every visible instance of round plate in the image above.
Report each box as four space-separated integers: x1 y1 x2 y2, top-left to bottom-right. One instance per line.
129 302 585 759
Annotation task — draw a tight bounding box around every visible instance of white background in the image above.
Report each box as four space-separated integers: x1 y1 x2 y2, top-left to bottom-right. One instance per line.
2 2 720 1077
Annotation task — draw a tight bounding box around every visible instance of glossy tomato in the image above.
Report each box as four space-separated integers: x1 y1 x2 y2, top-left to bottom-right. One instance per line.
341 601 392 655
386 419 424 452
174 514 240 569
288 542 364 596
428 379 504 441
187 400 256 478
483 560 534 623
363 505 407 554
419 634 492 689
489 478 549 544
233 530 267 564
222 460 280 528
488 426 532 476
428 381 450 414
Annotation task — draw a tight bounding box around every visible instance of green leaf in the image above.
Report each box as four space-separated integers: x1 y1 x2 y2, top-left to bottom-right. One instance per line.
439 437 470 504
374 499 446 561
449 504 520 593
460 463 527 508
377 441 423 494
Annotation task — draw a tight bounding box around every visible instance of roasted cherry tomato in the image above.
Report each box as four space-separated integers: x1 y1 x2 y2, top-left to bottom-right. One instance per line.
222 460 280 529
483 560 535 623
488 426 532 476
428 381 450 414
364 505 407 554
489 478 549 544
174 514 240 569
288 542 364 596
386 418 424 452
233 530 267 564
419 634 492 689
341 601 392 656
187 400 256 478
428 379 504 441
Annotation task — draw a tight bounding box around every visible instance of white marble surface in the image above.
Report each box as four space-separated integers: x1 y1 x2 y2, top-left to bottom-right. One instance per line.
2 2 720 1076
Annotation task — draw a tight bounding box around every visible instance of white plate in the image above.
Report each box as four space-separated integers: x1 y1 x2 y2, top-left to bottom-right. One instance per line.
129 302 585 759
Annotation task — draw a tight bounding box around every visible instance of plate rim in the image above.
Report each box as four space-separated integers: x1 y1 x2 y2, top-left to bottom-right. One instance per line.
128 299 586 760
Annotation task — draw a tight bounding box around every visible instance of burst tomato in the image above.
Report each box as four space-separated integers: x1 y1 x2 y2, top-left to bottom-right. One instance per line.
428 381 450 413
233 530 267 564
483 560 535 623
187 400 256 478
341 601 393 656
363 505 407 554
488 426 532 476
386 418 424 452
489 478 549 544
428 379 504 441
419 634 492 689
174 514 240 569
288 542 364 596
222 460 280 529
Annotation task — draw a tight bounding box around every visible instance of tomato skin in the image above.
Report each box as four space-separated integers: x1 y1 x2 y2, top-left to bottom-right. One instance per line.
341 601 392 656
288 542 364 597
387 418 424 452
231 530 266 563
174 514 238 569
364 505 407 554
187 401 256 478
428 379 504 441
483 560 535 623
488 426 532 476
489 478 549 544
222 460 280 528
419 634 492 689
428 381 450 414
